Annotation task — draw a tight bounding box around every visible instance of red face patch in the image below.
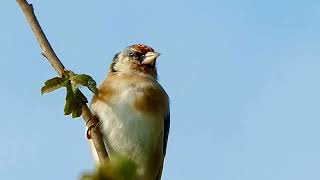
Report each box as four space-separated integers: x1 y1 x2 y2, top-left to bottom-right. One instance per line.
131 44 155 54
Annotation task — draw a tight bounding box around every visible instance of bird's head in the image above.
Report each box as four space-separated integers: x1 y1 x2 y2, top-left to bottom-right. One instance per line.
110 44 161 78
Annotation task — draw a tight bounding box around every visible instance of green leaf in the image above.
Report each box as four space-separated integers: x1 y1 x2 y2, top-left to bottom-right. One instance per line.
71 89 88 118
64 84 75 115
88 79 98 94
70 74 91 85
75 90 88 104
42 71 96 119
41 77 68 94
72 103 82 118
81 155 138 180
64 88 88 118
70 74 98 94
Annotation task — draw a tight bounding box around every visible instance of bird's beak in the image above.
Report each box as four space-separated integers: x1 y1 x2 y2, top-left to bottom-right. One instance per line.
141 51 161 65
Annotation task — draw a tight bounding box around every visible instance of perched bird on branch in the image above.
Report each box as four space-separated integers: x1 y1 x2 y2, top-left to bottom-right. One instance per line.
89 44 170 180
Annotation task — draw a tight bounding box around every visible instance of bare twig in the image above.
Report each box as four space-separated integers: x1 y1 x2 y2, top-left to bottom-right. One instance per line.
16 0 109 162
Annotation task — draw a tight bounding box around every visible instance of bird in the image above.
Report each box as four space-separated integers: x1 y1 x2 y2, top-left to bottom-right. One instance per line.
89 44 170 180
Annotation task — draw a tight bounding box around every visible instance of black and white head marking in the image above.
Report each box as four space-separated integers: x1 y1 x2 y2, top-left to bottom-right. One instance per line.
110 53 120 72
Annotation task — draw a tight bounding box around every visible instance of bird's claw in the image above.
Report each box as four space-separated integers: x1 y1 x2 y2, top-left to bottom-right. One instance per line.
86 115 100 139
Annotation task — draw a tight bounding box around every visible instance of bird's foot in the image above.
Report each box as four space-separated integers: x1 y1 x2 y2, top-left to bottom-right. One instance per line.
86 115 100 139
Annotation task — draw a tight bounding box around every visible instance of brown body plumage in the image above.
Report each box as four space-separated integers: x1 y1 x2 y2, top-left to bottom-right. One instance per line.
89 44 170 180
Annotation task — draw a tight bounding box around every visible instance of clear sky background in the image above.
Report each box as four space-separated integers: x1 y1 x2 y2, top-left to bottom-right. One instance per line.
2 0 320 179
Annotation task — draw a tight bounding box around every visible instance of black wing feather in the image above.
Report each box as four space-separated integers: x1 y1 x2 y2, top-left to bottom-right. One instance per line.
163 112 170 156
155 112 170 180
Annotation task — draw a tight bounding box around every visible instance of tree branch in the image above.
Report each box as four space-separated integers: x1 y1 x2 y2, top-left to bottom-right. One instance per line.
16 0 109 162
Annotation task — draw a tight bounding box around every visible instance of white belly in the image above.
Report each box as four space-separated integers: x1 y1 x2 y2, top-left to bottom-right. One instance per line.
90 88 163 179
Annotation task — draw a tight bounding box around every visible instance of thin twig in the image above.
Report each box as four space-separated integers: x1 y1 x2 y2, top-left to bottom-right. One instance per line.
16 0 109 162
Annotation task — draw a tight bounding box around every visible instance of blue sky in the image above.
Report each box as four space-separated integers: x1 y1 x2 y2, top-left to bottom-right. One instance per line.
2 0 320 179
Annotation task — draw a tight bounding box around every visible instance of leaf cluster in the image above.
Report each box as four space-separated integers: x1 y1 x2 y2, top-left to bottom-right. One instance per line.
81 156 138 180
41 70 98 118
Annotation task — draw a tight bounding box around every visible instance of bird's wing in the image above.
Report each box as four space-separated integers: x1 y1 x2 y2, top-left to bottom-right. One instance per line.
155 111 170 180
163 111 170 156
